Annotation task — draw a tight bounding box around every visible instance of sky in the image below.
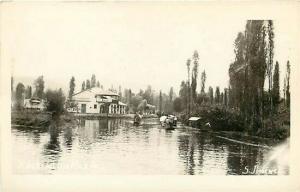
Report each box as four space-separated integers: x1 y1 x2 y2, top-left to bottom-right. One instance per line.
2 3 297 96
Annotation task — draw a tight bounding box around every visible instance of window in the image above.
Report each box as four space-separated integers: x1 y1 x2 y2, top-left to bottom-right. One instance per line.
94 104 97 109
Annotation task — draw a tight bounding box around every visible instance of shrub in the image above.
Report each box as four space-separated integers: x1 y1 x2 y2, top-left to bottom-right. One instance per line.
45 89 66 114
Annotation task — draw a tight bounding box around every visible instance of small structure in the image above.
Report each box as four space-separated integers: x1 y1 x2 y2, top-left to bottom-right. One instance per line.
188 117 203 128
23 97 46 111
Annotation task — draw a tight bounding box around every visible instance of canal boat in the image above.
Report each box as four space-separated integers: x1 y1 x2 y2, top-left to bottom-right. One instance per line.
160 115 176 129
133 113 142 126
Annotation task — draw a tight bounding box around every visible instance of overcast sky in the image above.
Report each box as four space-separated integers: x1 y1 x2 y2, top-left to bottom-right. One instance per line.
2 3 297 95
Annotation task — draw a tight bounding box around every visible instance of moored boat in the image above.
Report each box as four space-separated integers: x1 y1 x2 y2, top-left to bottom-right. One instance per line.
160 115 177 129
133 113 142 126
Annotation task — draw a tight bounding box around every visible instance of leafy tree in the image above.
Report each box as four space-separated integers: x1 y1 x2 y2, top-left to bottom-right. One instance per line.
15 83 25 109
159 90 162 113
128 89 132 106
138 99 147 112
34 76 45 99
131 95 143 113
81 81 85 91
208 86 214 104
86 79 91 89
200 70 206 93
25 86 32 99
220 92 224 105
169 87 174 102
186 59 191 115
68 76 75 100
266 20 274 113
245 20 267 130
173 97 183 112
118 86 122 99
45 88 66 114
179 81 188 112
286 61 290 109
91 74 96 88
229 32 246 110
215 86 220 103
272 61 280 111
191 50 199 100
143 85 154 104
224 88 228 107
138 89 144 97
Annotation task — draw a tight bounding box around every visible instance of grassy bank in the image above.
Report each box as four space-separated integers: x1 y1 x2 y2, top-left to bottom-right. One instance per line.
11 110 52 128
11 110 78 129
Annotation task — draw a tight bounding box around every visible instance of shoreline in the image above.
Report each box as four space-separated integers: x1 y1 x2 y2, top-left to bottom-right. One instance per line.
11 110 288 145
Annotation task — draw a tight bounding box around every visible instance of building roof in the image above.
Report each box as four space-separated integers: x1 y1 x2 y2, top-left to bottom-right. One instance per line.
90 87 119 96
73 87 119 97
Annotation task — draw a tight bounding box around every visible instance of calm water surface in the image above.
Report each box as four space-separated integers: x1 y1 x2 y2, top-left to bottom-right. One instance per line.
12 118 289 175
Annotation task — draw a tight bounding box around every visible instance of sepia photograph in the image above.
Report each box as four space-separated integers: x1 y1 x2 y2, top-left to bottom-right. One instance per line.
1 1 300 192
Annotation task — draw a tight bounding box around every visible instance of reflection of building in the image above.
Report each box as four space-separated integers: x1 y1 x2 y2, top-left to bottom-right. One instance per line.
23 97 46 111
69 87 127 114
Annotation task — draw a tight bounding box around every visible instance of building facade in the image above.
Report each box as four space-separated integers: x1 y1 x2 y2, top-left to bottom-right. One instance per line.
69 87 127 114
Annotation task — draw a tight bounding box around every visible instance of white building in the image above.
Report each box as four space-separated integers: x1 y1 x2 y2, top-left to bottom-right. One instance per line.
69 87 127 114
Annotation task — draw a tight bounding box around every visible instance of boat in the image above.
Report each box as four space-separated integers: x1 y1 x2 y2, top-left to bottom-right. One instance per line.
160 115 176 129
187 116 211 130
133 113 142 126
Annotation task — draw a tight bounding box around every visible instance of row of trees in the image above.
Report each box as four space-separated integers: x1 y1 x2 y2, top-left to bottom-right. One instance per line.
80 74 102 92
228 20 291 132
121 85 175 114
171 50 231 116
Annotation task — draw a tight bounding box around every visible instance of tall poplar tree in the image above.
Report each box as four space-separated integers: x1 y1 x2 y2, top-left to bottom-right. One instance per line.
272 62 280 112
68 76 75 100
16 83 25 109
91 74 96 88
200 70 206 93
82 81 85 91
191 51 199 100
266 20 275 113
34 76 45 99
86 79 91 89
286 61 291 109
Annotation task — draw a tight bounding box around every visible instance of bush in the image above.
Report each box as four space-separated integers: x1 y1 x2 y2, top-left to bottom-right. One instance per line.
45 89 66 114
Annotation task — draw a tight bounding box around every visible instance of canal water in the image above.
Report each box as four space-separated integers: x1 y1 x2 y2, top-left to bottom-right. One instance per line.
11 118 289 175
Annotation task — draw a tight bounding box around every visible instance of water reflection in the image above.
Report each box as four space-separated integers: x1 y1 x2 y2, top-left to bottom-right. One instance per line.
42 118 62 171
63 126 73 151
11 118 289 175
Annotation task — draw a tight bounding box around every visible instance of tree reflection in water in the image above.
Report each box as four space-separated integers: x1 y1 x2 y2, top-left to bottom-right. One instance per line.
42 117 61 170
63 126 73 151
